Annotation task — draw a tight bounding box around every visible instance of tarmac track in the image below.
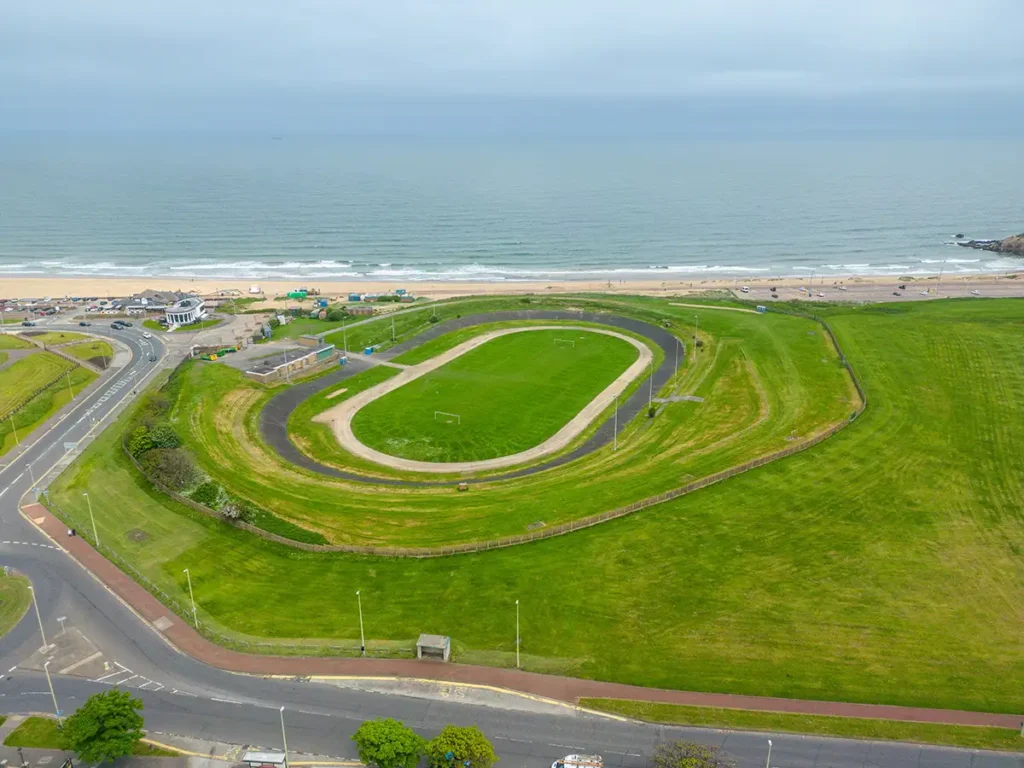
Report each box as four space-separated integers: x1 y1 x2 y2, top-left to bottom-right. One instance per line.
259 310 681 486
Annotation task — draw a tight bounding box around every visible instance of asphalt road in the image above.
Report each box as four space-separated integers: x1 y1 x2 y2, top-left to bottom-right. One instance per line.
0 321 1021 768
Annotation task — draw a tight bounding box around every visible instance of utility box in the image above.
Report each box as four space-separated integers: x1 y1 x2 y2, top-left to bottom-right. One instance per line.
756 305 767 313
348 293 361 301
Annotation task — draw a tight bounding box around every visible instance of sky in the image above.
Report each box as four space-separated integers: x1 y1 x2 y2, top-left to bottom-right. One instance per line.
3 0 1023 135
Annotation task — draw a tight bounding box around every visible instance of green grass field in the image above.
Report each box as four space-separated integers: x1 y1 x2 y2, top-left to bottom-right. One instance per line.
47 298 1024 714
0 334 35 349
29 331 88 345
0 364 96 455
0 572 32 639
579 699 1024 752
143 319 222 333
0 351 74 417
61 340 113 365
2 717 178 756
351 329 640 462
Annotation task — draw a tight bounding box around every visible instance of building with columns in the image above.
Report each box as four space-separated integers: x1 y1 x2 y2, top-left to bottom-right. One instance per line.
165 297 206 326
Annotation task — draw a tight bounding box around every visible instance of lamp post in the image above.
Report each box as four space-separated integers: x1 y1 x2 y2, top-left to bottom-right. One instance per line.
26 462 34 485
83 492 99 547
648 359 653 409
515 600 520 669
342 319 348 355
765 739 772 768
43 662 62 728
613 393 618 451
28 585 47 650
674 337 679 380
693 315 699 357
356 590 365 656
183 568 198 627
279 707 289 768
65 371 74 401
8 414 17 446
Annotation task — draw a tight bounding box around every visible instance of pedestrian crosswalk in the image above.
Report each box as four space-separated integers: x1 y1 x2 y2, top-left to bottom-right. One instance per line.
90 661 165 692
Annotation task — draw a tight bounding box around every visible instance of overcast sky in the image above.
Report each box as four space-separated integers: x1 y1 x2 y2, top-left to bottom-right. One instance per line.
4 0 1023 135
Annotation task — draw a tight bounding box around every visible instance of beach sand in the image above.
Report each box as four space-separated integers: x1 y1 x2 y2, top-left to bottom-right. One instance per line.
1 271 1022 305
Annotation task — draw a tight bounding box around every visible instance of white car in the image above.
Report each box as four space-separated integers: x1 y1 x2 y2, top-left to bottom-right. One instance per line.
740 286 750 293
970 289 981 296
143 331 152 338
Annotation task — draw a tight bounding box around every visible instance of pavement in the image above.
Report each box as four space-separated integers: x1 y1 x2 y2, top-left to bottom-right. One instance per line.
314 325 652 474
0 314 1023 768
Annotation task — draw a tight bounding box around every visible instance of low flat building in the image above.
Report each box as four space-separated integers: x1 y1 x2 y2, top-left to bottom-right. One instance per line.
166 297 207 326
244 343 339 384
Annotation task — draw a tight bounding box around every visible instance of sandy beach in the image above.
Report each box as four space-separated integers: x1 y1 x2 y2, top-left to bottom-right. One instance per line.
1 270 1022 305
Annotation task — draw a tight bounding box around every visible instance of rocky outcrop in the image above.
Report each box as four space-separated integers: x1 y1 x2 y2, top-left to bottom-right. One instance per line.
957 233 1024 256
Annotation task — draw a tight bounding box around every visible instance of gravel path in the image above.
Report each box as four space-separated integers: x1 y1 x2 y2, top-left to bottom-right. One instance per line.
314 325 652 474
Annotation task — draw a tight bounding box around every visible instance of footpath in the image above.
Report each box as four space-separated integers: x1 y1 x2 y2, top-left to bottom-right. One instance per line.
0 713 357 768
22 503 1024 731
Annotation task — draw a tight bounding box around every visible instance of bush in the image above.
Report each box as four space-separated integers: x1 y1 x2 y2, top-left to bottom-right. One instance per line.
221 501 255 523
268 317 281 329
425 725 497 768
148 422 181 449
126 426 153 457
326 308 347 322
651 740 734 768
352 718 425 768
140 448 200 491
189 481 222 508
647 405 657 418
428 315 440 323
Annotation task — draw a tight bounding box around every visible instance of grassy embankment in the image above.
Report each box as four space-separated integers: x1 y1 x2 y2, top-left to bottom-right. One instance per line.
580 699 1024 752
47 298 1023 714
3 717 178 755
28 331 88 345
0 351 97 455
351 329 639 462
61 340 114 367
0 335 35 350
0 572 32 638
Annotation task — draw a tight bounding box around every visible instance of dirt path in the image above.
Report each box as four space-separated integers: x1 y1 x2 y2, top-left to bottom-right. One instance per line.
314 326 652 474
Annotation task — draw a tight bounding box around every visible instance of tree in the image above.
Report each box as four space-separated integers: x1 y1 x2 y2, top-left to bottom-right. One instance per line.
148 422 182 449
326 308 347 322
651 740 734 768
62 689 144 763
126 425 153 457
352 718 425 768
425 725 498 768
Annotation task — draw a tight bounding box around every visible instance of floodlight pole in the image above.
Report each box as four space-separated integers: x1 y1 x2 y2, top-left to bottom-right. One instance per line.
26 462 35 485
342 319 348 355
765 739 772 768
391 315 396 342
9 414 17 446
674 337 679 380
357 590 366 656
183 568 198 627
693 314 699 357
29 586 47 650
648 360 653 409
515 599 520 669
65 371 74 401
83 492 99 547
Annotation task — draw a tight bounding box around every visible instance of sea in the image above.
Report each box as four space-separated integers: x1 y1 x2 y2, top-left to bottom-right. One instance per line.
0 138 1021 283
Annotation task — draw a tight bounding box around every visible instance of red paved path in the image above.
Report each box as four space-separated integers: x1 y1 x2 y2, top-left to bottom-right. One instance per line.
24 504 1023 730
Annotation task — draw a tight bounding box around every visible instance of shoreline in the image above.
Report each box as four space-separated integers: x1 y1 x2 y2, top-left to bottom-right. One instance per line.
1 270 1022 304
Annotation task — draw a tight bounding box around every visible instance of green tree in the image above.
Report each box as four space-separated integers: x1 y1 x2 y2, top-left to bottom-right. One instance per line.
61 689 144 763
425 725 498 768
651 740 734 768
126 425 153 456
326 308 347 322
148 422 182 449
351 718 425 768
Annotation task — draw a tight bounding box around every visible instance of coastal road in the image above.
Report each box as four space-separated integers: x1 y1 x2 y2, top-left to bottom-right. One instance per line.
0 324 1021 768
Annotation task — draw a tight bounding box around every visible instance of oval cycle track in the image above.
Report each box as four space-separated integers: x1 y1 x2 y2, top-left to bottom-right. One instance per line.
260 310 681 486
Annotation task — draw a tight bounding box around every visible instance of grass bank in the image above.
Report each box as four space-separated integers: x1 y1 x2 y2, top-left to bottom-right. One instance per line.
579 699 1024 752
1 365 96 455
0 572 32 638
3 717 178 756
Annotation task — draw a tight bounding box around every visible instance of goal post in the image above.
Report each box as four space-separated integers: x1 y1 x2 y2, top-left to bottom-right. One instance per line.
553 338 576 348
434 411 461 425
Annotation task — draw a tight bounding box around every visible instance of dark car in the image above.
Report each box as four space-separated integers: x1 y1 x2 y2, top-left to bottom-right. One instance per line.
892 291 901 296
120 321 133 327
21 320 36 327
79 321 91 327
110 322 121 329
149 354 158 362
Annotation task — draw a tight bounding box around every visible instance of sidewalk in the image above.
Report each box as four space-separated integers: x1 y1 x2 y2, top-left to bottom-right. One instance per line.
23 503 1024 730
0 714 357 768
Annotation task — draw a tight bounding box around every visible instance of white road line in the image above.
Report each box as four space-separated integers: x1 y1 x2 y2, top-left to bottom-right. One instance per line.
94 669 129 682
0 489 6 500
7 666 16 673
211 697 242 705
119 674 139 684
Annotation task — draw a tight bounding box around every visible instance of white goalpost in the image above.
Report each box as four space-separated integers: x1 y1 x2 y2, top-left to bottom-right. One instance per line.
434 411 461 425
553 338 576 348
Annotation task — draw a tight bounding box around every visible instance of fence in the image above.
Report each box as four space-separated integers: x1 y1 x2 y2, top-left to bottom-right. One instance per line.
0 356 82 421
121 308 866 559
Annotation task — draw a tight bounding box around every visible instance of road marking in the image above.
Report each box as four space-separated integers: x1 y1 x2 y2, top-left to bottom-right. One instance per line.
94 666 129 682
8 666 17 673
59 651 104 675
211 697 242 705
0 489 6 500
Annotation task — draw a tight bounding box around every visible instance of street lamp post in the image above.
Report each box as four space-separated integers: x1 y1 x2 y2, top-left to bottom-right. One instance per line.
693 315 699 357
28 585 47 650
765 739 772 768
26 462 35 485
279 707 289 768
83 492 99 547
65 371 74 401
356 590 366 656
647 360 653 409
515 600 520 669
342 319 348 355
183 568 198 627
613 393 618 451
674 337 679 380
43 662 62 728
8 414 17 446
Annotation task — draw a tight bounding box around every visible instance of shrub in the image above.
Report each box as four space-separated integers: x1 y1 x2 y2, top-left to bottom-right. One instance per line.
126 426 153 457
352 718 424 768
140 448 200 491
425 725 497 768
326 308 347 322
189 481 222 508
651 740 734 768
148 422 181 449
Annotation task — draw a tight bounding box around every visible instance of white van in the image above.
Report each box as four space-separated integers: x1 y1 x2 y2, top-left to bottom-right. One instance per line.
553 756 603 768
143 332 152 339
